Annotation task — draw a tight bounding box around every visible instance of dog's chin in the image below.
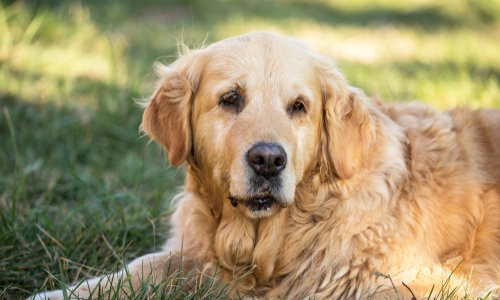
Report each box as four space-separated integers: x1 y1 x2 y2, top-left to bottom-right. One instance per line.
229 192 288 219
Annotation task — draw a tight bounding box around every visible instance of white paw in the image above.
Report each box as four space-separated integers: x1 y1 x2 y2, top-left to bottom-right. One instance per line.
27 290 65 300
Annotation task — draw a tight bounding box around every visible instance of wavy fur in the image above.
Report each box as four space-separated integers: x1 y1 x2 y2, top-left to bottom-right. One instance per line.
32 32 500 300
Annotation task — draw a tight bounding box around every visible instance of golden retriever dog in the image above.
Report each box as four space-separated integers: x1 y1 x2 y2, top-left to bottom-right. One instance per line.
32 32 500 300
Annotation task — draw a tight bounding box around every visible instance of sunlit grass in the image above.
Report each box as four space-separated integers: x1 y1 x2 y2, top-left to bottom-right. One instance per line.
1 0 499 299
0 2 130 107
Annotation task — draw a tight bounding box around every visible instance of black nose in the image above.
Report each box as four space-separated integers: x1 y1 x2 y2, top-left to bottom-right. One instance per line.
247 143 287 179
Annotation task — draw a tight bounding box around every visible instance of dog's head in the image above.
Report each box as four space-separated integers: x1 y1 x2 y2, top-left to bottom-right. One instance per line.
142 32 375 219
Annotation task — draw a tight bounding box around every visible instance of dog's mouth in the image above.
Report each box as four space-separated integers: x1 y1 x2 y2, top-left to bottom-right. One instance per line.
228 190 282 212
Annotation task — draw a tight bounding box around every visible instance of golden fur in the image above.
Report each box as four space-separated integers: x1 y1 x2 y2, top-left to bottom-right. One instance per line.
33 32 500 300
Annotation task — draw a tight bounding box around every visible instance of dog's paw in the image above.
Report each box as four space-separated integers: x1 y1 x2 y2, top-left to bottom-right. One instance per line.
28 285 93 300
27 290 66 300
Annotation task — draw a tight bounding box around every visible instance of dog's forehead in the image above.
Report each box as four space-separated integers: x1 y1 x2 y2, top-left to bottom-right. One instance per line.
202 33 317 81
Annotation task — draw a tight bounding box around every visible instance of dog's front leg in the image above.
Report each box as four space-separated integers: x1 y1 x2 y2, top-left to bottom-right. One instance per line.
30 251 184 300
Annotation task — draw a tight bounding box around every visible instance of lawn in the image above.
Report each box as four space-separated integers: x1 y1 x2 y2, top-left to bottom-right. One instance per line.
1 0 499 299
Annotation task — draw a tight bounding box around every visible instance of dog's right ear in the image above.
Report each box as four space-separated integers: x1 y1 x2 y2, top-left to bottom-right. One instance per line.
141 53 202 166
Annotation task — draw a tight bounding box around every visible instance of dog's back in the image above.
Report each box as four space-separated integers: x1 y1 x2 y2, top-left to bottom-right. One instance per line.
384 103 500 296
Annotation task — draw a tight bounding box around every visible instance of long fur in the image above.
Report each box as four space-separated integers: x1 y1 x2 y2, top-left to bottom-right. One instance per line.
32 32 500 300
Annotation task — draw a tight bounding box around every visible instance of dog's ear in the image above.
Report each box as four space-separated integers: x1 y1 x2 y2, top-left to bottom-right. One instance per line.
319 62 376 180
141 53 202 166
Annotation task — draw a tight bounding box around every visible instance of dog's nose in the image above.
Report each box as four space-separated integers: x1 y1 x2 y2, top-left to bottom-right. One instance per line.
247 143 287 179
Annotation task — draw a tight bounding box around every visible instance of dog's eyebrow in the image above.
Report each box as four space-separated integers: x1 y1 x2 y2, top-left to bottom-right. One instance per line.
212 76 246 89
212 81 244 97
290 90 314 104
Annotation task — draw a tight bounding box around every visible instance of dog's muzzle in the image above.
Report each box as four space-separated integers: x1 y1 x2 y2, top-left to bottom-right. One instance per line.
227 142 288 214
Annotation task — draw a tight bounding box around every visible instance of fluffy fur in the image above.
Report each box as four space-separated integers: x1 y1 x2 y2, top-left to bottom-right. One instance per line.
33 32 500 300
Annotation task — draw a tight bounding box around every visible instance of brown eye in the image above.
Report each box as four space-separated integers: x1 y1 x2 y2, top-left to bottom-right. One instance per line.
289 99 306 117
219 89 244 113
220 91 238 106
292 101 304 112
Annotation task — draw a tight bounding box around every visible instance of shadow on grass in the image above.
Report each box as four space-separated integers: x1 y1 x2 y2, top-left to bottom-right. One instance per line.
191 0 462 31
21 0 464 30
0 92 183 298
11 0 476 42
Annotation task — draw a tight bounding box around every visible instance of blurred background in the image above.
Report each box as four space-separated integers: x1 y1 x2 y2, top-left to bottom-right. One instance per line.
0 0 499 298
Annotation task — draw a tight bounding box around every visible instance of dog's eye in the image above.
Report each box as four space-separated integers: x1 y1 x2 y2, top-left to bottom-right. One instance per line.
292 101 304 112
220 91 239 106
289 99 306 116
219 90 244 113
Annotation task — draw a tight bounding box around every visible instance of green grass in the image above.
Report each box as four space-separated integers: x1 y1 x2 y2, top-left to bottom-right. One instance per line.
0 0 499 299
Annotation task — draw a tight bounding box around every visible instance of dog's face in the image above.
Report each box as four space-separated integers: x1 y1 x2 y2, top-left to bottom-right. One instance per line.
190 36 325 218
142 32 374 219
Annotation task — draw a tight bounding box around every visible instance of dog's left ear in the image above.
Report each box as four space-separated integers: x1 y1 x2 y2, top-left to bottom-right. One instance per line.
318 62 376 180
141 51 202 166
